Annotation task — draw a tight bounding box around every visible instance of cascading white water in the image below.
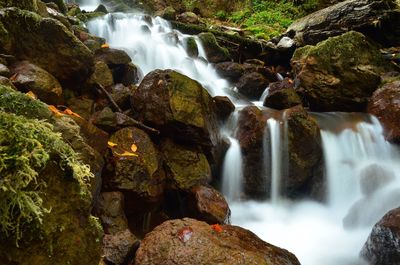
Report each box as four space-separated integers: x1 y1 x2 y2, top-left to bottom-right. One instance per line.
87 13 232 99
265 118 282 203
231 113 400 265
77 0 100 11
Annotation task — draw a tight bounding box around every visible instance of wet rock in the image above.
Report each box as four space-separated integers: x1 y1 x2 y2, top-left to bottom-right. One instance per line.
237 72 269 100
0 0 38 12
177 11 200 24
94 192 128 234
186 185 231 224
66 97 94 121
0 8 94 86
198 32 230 63
213 95 235 120
287 0 400 47
46 7 71 29
42 0 67 14
184 36 199 58
361 207 400 265
161 139 211 190
89 61 114 88
360 164 396 196
0 63 10 77
104 127 165 203
94 4 108 13
215 62 244 82
368 80 400 143
135 218 301 265
103 229 138 265
113 62 141 86
132 69 219 148
111 84 136 110
92 107 118 132
95 48 132 65
276 36 295 50
156 6 177 20
292 31 384 111
0 76 16 89
263 78 302 110
11 61 63 104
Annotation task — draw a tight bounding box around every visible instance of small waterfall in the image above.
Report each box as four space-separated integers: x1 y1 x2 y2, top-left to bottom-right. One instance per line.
77 0 100 11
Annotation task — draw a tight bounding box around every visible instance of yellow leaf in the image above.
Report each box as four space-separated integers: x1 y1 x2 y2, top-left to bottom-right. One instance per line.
101 43 110 49
48 105 63 117
26 91 37 100
63 108 82 119
130 144 138 152
114 151 138 157
107 141 118 148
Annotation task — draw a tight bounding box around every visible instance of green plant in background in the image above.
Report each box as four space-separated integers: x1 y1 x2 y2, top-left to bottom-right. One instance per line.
0 111 93 245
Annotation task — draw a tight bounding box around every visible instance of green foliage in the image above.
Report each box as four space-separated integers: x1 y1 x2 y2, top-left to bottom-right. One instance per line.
0 111 93 245
215 10 228 20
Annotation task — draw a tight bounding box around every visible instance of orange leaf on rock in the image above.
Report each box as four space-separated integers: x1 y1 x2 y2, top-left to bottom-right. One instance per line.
48 105 63 117
63 108 82 119
26 91 37 100
101 43 110 49
211 224 223 233
107 141 118 148
114 151 138 157
130 144 138 152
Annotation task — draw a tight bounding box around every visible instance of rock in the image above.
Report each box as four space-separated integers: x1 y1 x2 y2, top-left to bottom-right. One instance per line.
277 36 295 50
94 192 128 234
42 0 67 14
0 76 16 89
263 78 302 110
0 8 94 86
292 31 384 111
184 36 199 58
215 61 244 82
66 97 94 120
94 4 108 14
161 139 211 190
95 48 132 65
361 207 400 265
186 185 231 224
104 127 165 202
287 0 400 47
103 229 138 265
236 72 269 99
10 61 63 104
89 61 114 88
213 95 235 120
92 107 118 132
135 218 301 265
359 164 396 196
112 62 141 86
111 84 136 110
0 63 10 77
198 32 230 63
46 7 71 29
368 80 400 143
132 69 219 148
0 0 38 12
156 6 177 20
177 11 200 24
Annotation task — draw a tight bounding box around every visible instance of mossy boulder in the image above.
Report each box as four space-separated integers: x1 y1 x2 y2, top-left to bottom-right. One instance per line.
263 78 302 110
292 31 384 111
198 32 230 63
184 36 199 58
0 85 103 264
104 127 165 202
0 0 38 12
0 8 94 86
161 139 211 190
132 69 219 148
89 61 114 88
42 0 67 14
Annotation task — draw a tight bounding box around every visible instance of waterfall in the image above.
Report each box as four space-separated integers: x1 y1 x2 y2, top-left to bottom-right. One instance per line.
76 0 101 11
222 137 244 201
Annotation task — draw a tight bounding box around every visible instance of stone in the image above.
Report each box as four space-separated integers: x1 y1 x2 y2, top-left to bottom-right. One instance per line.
91 107 118 132
135 218 301 265
111 84 136 111
215 61 244 82
42 0 67 14
156 6 177 20
287 0 400 47
132 69 219 148
94 4 108 14
177 11 200 24
112 62 141 86
0 8 94 86
95 48 132 65
292 31 384 111
103 229 138 265
368 80 400 143
94 192 128 234
0 63 10 77
263 78 302 110
361 207 400 265
10 61 63 104
89 61 114 88
0 0 38 12
198 32 230 63
184 36 199 58
213 95 235 120
104 127 165 202
66 97 94 121
236 72 269 99
0 76 16 89
161 139 211 190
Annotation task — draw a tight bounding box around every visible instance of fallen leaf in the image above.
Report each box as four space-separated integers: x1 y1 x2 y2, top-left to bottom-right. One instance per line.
130 144 138 152
114 151 138 157
101 43 110 49
26 91 37 100
63 108 82 119
48 105 63 117
107 141 118 148
9 73 18 81
211 224 223 233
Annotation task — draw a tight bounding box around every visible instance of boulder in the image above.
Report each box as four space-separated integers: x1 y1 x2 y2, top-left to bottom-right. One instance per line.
66 97 95 121
161 139 211 190
0 76 16 89
184 36 199 58
292 31 384 111
111 84 136 111
156 6 177 20
236 72 269 99
112 62 141 86
0 63 10 77
361 207 400 265
215 62 245 82
104 127 165 203
135 218 301 265
287 0 400 47
132 69 219 148
89 61 114 88
42 0 67 14
102 229 138 265
10 61 63 104
198 32 230 63
94 4 108 14
94 192 129 234
95 47 132 65
0 0 38 12
177 11 200 24
213 95 235 120
0 8 94 86
263 78 302 110
368 80 400 143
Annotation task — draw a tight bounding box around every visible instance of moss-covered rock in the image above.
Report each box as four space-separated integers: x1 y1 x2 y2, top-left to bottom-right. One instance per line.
292 31 385 111
0 0 38 12
184 36 199 58
263 78 302 110
89 61 114 88
0 85 103 264
42 0 67 14
0 8 94 86
198 32 230 63
132 69 219 148
161 139 211 190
